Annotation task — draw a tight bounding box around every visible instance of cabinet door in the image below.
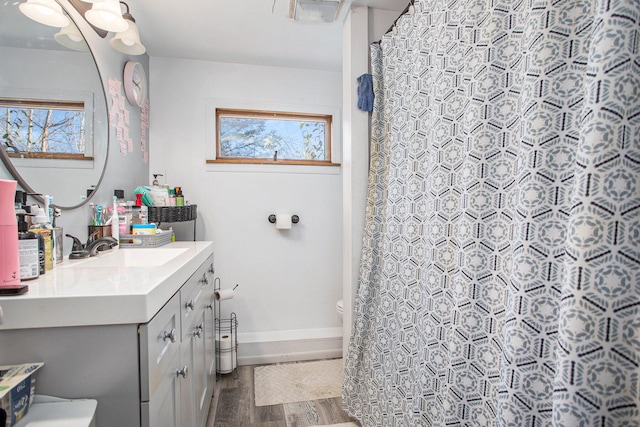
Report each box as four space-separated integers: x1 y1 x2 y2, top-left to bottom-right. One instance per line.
192 309 209 427
142 349 181 427
140 293 181 402
179 331 196 427
204 261 216 403
205 292 215 395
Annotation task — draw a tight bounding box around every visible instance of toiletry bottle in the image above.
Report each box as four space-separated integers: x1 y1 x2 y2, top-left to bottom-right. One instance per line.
14 190 26 212
111 196 120 245
169 189 176 206
44 195 53 226
124 201 134 233
17 212 39 281
53 226 63 264
50 205 63 264
27 206 45 275
135 193 148 224
175 187 185 207
114 189 125 204
31 207 54 272
0 179 25 293
118 202 128 236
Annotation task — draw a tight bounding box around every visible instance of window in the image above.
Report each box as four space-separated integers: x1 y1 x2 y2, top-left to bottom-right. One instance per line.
210 108 337 166
1 98 90 160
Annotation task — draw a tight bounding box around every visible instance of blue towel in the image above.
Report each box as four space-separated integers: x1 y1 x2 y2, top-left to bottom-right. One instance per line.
357 74 374 112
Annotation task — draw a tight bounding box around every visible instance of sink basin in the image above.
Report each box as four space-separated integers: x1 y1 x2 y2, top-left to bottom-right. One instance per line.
64 247 189 268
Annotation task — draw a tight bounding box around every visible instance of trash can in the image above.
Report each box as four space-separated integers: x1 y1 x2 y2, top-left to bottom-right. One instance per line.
14 395 97 427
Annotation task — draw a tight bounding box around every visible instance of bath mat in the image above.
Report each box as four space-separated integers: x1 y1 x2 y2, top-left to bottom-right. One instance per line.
254 358 343 406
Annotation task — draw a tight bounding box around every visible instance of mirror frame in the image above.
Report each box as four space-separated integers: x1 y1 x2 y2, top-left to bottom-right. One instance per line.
1 0 110 210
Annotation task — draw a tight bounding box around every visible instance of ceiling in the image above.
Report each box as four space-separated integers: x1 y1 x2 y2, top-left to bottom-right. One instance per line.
131 0 408 71
1 0 408 71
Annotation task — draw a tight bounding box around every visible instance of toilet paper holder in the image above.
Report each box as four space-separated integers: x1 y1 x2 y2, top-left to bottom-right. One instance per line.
268 214 300 224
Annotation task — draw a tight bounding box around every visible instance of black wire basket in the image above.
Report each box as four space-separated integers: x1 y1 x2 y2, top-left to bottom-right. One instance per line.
147 205 197 223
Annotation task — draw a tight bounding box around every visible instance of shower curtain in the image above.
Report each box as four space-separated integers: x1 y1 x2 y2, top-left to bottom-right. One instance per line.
343 0 640 425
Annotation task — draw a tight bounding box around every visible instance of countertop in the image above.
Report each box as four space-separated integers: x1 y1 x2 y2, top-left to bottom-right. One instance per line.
0 241 214 330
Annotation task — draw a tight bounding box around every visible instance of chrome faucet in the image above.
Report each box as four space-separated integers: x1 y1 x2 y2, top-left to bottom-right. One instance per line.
86 237 118 256
66 233 118 259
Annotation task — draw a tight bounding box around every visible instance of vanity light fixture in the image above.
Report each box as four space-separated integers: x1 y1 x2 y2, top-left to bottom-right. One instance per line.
19 0 70 28
288 0 343 23
54 22 89 51
85 0 128 32
109 2 146 55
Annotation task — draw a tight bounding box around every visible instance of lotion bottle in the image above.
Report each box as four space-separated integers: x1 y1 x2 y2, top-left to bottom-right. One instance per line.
17 212 39 281
31 207 54 272
0 179 27 294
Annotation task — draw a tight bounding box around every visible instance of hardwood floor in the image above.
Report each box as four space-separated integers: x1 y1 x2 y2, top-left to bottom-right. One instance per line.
206 364 361 427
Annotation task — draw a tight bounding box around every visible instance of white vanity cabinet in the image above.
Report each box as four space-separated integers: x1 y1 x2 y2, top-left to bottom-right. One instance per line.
0 241 215 427
141 253 215 427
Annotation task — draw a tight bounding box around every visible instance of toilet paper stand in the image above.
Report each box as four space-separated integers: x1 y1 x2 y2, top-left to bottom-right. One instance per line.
215 278 238 379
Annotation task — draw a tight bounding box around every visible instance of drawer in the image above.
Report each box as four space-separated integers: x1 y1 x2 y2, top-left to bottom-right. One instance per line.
139 292 181 402
180 254 214 339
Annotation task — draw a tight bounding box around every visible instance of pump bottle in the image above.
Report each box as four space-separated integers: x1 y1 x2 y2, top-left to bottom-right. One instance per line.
17 212 39 281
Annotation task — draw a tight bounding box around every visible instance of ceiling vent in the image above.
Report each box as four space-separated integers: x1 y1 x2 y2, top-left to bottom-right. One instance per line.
288 0 343 23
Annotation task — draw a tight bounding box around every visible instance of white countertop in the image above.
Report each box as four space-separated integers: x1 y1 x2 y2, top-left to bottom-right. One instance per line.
0 241 214 330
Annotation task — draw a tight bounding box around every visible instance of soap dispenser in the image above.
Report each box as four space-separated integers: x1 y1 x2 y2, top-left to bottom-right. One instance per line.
0 179 28 295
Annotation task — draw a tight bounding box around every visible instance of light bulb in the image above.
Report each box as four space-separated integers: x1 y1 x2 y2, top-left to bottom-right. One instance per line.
19 0 70 27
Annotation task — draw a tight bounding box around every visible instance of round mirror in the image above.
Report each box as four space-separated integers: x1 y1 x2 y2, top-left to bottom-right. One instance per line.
0 0 108 209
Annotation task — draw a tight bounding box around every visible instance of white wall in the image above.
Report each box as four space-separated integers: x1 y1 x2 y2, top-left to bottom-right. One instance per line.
342 5 371 357
340 5 410 357
149 57 344 363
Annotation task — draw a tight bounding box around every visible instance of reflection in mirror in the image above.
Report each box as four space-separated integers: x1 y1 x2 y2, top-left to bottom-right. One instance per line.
0 0 108 209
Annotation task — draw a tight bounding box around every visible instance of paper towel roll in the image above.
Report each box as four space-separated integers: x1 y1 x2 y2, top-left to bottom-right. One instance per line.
276 213 292 229
216 334 237 374
215 289 235 301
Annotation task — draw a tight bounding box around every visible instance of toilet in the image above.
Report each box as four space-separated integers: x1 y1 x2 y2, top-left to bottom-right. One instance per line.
336 299 343 323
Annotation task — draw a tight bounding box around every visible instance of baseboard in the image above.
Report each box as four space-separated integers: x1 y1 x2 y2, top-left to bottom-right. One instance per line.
236 327 343 365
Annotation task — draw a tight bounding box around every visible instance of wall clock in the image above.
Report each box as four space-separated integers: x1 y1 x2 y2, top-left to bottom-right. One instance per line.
123 61 147 107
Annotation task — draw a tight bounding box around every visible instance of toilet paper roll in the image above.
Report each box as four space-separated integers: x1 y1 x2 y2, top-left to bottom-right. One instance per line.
215 289 235 301
216 334 237 374
217 334 233 350
276 213 292 229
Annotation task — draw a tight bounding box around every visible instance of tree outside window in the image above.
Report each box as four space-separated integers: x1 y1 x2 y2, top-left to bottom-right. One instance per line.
214 108 333 165
1 99 86 158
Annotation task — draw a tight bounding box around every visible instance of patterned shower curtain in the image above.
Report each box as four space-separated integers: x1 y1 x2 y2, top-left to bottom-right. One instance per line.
343 0 640 425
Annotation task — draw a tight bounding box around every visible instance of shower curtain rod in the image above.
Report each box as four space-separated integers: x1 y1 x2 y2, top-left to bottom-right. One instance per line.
372 0 414 44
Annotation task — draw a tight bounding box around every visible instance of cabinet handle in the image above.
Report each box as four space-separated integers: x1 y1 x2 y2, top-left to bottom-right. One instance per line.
193 324 203 338
162 328 176 343
201 274 209 285
206 303 213 310
208 265 214 274
185 300 195 311
176 366 188 378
